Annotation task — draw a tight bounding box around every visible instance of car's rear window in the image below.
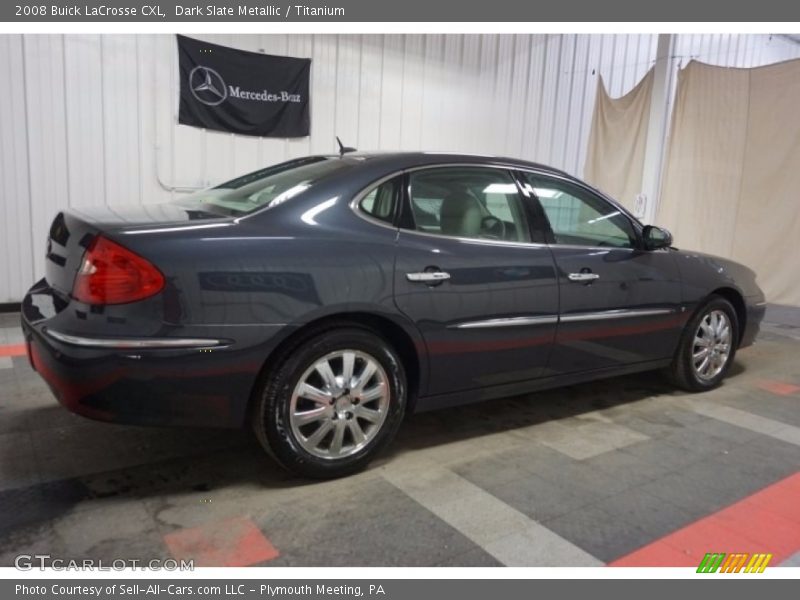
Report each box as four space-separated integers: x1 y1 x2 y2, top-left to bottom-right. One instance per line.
173 157 349 216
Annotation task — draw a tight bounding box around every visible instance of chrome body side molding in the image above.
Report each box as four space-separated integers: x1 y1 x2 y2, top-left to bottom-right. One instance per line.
449 315 559 329
450 308 675 329
559 308 676 323
46 329 225 349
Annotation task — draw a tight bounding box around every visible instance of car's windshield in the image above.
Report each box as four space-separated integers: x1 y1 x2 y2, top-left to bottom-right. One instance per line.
173 157 349 216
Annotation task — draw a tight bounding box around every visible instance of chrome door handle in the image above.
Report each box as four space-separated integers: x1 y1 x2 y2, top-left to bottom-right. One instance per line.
406 271 451 283
568 272 600 282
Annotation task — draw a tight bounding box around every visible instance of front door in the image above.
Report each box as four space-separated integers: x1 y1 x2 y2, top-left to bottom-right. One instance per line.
393 166 559 395
520 172 685 376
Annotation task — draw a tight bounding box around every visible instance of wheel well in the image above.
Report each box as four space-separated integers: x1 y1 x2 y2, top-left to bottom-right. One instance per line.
247 312 422 420
712 287 746 345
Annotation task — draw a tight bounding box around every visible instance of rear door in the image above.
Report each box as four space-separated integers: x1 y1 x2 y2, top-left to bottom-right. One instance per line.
393 165 559 396
519 172 684 376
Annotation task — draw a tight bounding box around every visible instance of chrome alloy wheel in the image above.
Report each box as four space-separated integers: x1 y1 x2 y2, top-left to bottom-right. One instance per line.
692 309 732 380
289 350 390 460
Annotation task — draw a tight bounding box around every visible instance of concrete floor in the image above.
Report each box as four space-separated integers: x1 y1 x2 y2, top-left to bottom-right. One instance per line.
1 307 799 567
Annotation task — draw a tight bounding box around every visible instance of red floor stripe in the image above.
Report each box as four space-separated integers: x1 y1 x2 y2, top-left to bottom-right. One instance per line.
610 472 800 567
164 516 280 567
757 380 800 396
0 344 26 357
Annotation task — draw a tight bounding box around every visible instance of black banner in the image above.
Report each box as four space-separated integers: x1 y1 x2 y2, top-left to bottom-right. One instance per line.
177 35 310 138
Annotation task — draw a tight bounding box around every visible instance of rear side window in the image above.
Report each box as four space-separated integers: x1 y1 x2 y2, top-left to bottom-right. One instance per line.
358 178 400 225
407 167 530 242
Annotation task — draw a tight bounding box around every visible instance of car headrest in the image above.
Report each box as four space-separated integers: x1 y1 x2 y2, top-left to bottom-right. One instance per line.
440 192 483 237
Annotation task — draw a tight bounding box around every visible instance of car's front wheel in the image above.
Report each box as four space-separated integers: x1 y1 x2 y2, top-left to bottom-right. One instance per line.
253 325 407 478
668 296 739 391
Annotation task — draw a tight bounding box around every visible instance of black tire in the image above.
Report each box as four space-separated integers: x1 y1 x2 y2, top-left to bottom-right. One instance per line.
252 325 407 479
667 296 739 392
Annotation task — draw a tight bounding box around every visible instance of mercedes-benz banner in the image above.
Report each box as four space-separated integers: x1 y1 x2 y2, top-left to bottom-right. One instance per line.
177 35 311 137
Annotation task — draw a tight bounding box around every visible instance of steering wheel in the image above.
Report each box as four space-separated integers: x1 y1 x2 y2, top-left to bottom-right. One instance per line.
480 215 507 240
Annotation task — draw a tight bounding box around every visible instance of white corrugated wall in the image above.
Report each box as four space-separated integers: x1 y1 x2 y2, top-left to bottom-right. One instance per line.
673 34 800 69
2 33 799 302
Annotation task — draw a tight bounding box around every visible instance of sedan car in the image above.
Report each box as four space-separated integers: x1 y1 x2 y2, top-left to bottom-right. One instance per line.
22 152 766 478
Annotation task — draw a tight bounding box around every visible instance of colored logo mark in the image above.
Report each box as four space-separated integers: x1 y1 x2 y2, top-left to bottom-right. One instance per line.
697 552 772 573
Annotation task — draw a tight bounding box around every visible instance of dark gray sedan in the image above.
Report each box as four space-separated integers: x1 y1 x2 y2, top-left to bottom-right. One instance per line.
21 152 766 477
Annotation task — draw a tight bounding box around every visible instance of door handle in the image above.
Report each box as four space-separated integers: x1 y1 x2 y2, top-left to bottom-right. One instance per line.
568 272 600 282
406 271 451 283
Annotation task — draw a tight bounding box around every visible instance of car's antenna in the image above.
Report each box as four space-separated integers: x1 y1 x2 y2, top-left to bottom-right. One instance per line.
336 136 357 157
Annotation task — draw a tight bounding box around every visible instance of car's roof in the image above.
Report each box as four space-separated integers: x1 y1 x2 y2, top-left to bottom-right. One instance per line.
312 151 571 177
235 149 641 229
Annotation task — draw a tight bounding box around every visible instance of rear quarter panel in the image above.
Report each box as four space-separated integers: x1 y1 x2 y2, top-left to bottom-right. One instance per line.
112 201 400 330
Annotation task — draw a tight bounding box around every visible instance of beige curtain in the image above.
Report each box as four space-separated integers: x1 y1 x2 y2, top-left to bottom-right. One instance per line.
658 59 800 306
732 61 800 306
584 68 654 211
658 63 750 257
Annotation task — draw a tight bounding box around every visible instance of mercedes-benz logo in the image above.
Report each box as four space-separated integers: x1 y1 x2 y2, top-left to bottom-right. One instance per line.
189 66 228 106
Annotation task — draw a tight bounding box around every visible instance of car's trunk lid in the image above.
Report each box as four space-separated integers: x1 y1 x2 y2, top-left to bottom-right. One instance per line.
67 203 228 230
44 204 229 299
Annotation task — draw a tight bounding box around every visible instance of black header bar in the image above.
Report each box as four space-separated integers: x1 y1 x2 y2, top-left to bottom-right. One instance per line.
3 0 800 22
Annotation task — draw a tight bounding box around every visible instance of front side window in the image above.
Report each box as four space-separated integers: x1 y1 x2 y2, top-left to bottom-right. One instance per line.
407 168 530 242
523 174 636 248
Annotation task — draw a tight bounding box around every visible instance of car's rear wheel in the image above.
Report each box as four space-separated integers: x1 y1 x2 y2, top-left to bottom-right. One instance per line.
253 326 406 478
668 296 739 391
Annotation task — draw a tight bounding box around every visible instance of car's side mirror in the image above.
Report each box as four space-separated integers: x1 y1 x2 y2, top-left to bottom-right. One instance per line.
642 225 673 250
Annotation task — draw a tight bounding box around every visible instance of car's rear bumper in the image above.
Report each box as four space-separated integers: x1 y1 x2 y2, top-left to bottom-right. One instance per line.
22 278 289 429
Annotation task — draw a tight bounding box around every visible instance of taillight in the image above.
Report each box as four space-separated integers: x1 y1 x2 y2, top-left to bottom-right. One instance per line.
72 236 165 305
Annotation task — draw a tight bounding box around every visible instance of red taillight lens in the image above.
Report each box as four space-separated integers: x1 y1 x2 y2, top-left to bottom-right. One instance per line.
72 236 165 305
